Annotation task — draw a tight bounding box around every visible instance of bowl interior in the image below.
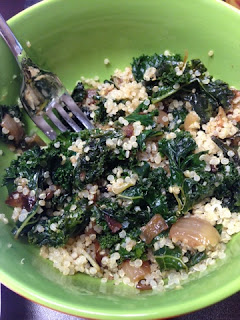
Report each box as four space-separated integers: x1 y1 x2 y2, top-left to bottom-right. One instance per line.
0 0 240 319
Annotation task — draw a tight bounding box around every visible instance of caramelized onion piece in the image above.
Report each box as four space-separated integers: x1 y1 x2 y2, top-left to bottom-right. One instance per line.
122 124 134 137
140 214 168 244
184 111 200 132
94 240 107 266
1 114 24 144
169 216 220 249
105 215 122 233
121 260 151 282
85 89 97 104
136 281 152 291
5 192 36 211
157 110 169 127
25 134 46 148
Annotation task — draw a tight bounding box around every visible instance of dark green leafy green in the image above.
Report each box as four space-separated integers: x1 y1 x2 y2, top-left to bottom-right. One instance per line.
137 129 163 150
71 82 86 103
170 108 188 130
125 102 158 126
3 146 44 191
13 203 40 239
28 199 91 247
118 242 147 263
186 251 207 268
98 232 120 250
131 54 207 103
176 80 234 124
215 224 223 235
158 131 221 213
212 136 240 166
155 246 187 271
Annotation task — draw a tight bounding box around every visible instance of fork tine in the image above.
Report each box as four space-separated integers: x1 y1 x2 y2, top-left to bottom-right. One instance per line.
61 94 94 130
32 115 57 140
54 103 82 132
45 109 68 132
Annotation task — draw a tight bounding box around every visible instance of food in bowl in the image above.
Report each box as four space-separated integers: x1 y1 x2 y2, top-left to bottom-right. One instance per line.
2 51 240 291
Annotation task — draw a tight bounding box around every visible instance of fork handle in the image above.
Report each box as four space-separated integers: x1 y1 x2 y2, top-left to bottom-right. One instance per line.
0 14 25 65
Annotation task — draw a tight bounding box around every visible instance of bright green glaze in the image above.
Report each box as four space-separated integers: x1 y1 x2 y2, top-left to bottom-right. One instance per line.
0 0 240 318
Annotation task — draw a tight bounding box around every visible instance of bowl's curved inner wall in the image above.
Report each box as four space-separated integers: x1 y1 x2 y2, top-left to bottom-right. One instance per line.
0 0 240 319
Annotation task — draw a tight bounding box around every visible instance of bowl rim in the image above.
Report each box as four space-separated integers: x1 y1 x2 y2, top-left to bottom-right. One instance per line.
1 0 240 319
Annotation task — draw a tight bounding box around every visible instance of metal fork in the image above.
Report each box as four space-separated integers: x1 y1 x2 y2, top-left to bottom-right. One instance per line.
0 14 94 140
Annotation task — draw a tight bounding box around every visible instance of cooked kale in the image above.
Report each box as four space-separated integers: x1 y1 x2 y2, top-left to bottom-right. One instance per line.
71 82 87 103
73 130 124 188
132 53 233 123
137 129 163 151
158 131 222 213
214 162 240 212
185 250 207 268
175 80 234 124
98 232 120 250
118 241 147 263
3 146 44 191
125 101 158 126
12 203 40 239
131 54 207 103
94 95 125 124
212 136 240 166
155 246 207 271
155 246 187 271
94 96 108 123
28 199 91 247
170 108 188 130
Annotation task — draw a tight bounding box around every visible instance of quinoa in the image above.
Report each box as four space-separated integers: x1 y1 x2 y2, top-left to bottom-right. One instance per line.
4 51 240 292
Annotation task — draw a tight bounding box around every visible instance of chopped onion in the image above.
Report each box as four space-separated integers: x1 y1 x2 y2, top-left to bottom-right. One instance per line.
136 281 152 291
157 110 169 127
121 260 151 282
25 134 46 147
184 111 200 131
85 89 97 104
1 114 24 144
94 240 107 265
5 192 36 211
140 214 168 244
169 216 220 249
122 124 134 137
105 215 122 233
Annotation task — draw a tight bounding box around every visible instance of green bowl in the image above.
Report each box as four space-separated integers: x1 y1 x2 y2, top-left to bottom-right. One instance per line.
0 0 240 318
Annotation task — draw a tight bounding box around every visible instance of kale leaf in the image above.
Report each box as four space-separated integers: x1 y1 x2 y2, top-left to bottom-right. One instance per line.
155 246 187 271
137 129 163 151
98 232 120 250
132 52 234 123
71 82 86 103
131 54 206 103
169 108 188 130
158 131 197 169
186 250 207 268
118 241 147 263
12 203 40 239
176 80 234 124
73 130 123 188
158 131 221 213
125 102 158 126
28 199 91 247
3 146 44 191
